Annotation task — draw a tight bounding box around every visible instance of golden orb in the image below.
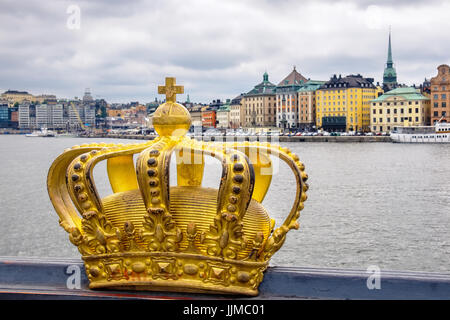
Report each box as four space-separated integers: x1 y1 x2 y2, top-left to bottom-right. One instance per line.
152 101 191 137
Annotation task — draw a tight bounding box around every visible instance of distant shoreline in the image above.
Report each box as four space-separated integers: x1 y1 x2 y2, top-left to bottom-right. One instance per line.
0 132 392 142
83 133 392 143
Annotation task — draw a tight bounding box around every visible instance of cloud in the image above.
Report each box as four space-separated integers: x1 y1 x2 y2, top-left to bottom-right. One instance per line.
0 0 449 103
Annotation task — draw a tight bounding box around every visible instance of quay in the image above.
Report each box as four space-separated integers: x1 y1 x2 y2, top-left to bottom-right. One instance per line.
80 134 392 143
1 257 449 299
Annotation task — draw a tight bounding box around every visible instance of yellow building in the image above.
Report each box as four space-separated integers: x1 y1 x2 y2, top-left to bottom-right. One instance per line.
316 74 378 132
370 87 431 133
1 90 34 106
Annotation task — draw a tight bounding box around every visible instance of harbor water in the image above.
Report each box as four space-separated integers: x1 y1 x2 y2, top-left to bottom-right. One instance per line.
0 135 449 273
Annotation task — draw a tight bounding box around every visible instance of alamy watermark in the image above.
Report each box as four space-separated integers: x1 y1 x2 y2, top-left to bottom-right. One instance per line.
66 4 81 30
66 264 81 289
366 265 381 290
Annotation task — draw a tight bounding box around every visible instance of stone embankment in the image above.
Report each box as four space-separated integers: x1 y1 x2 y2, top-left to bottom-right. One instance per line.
85 133 392 142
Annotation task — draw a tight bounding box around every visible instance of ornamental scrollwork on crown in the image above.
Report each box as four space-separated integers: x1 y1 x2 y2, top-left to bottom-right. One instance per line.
200 212 247 259
137 208 183 252
70 211 121 255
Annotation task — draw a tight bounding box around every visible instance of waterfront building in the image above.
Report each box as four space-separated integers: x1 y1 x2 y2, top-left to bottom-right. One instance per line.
382 30 398 91
9 106 18 128
201 107 216 128
0 90 34 106
276 67 308 130
230 94 245 129
35 104 64 129
35 94 57 104
297 80 326 131
370 87 431 133
188 105 203 129
18 102 31 129
430 64 450 124
69 102 96 129
316 74 377 132
0 102 8 128
216 99 231 128
243 72 277 127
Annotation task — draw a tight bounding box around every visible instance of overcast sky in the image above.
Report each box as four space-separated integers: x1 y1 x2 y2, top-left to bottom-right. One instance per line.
1 0 449 104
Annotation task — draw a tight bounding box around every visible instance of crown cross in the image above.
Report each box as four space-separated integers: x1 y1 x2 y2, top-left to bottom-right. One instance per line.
158 77 184 103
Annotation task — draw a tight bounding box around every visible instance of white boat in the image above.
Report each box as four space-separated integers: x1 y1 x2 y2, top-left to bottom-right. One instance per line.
390 122 450 143
25 128 57 137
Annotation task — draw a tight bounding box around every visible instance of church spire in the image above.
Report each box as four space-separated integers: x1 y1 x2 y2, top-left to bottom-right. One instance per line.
383 27 397 90
386 27 393 67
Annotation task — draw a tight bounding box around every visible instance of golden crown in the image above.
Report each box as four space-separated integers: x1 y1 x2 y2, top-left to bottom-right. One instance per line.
47 77 308 296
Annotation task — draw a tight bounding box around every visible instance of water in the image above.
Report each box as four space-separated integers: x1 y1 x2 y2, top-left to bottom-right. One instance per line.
0 135 449 273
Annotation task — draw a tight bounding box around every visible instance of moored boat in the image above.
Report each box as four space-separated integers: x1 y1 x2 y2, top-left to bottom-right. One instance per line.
390 122 450 143
25 128 57 137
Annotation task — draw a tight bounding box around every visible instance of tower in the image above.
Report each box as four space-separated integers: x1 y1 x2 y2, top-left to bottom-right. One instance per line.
383 29 398 91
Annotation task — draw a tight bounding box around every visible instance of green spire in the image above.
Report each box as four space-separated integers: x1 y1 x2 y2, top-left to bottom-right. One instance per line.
263 71 268 82
383 28 397 87
387 28 393 67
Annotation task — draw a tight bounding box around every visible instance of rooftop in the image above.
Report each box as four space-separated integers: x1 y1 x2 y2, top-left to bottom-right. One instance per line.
371 87 429 102
298 80 327 92
2 90 31 95
245 72 276 97
321 74 376 90
277 67 308 87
